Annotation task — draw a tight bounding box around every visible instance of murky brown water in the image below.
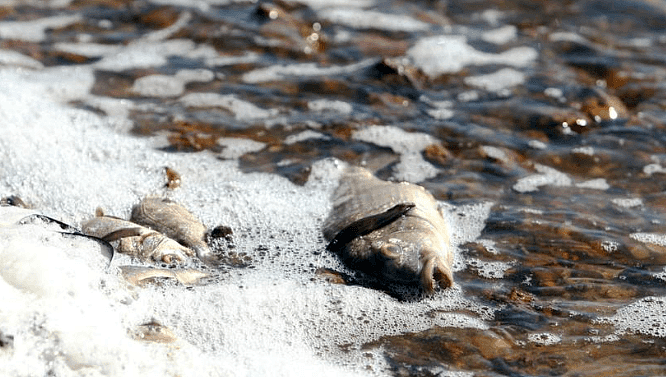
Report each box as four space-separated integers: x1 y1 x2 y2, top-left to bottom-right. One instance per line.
3 0 666 375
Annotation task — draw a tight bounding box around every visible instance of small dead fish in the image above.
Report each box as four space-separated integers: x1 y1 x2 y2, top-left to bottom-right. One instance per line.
131 320 178 343
0 206 113 263
119 265 209 286
82 215 194 264
1 195 27 208
323 166 453 294
131 197 212 261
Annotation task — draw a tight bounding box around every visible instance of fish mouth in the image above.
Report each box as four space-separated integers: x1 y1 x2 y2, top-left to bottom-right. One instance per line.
421 255 453 294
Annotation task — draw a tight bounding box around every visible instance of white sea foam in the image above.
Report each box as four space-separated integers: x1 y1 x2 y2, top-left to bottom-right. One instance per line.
407 35 537 78
481 25 517 44
319 8 431 32
513 164 610 192
217 137 266 159
630 232 666 246
612 197 643 208
0 14 81 42
180 92 279 121
242 59 375 83
464 68 525 92
308 99 353 114
575 178 609 190
352 125 440 182
644 163 666 176
467 258 514 279
286 0 376 10
597 296 666 338
132 70 215 98
284 130 330 145
0 49 44 69
513 164 572 192
527 332 562 345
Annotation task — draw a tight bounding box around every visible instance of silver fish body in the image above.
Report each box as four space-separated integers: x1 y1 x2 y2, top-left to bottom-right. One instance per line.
130 197 212 260
323 166 453 293
81 215 194 263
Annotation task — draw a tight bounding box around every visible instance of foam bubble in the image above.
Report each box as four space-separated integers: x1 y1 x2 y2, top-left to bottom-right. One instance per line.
596 296 666 338
514 165 610 192
527 332 562 346
286 0 376 10
407 35 537 78
0 50 44 69
319 8 431 32
464 68 525 92
242 59 375 83
630 232 666 246
217 137 266 159
467 258 514 279
481 25 517 44
284 130 330 145
575 178 609 190
133 70 214 98
0 14 81 43
308 99 353 114
513 164 572 192
180 92 279 121
430 108 456 120
93 39 199 72
352 125 437 154
643 163 666 176
611 197 643 208
352 125 439 182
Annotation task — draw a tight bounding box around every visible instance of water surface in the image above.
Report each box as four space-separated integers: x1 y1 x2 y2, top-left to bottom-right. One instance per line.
1 0 666 375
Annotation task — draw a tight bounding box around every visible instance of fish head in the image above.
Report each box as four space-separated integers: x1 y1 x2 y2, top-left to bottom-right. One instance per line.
367 233 453 293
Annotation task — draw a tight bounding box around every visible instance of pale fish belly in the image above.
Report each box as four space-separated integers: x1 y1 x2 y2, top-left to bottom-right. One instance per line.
323 166 453 294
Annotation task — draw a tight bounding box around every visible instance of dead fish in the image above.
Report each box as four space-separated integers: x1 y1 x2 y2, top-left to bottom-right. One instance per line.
323 166 453 294
130 197 212 261
118 265 209 287
0 206 114 263
131 320 178 343
82 214 194 264
1 195 27 208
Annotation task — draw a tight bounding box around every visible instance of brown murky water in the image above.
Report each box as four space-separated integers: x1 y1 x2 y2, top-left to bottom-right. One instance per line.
3 0 666 375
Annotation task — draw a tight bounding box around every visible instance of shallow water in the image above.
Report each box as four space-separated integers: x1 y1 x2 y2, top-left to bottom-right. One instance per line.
2 0 666 375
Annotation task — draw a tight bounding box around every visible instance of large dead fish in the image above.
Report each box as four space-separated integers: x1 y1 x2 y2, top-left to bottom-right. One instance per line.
130 197 212 261
323 166 453 294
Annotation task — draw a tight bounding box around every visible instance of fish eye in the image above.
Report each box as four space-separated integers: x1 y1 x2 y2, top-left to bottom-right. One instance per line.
380 243 401 259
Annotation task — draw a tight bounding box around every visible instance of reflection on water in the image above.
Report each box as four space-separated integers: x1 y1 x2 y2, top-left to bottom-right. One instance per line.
2 0 666 375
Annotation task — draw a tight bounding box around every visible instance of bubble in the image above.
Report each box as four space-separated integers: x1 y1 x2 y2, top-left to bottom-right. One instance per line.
596 297 666 338
527 332 562 346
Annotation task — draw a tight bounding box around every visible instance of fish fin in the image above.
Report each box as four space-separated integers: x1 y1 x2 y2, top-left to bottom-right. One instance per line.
102 227 146 242
19 214 77 232
60 232 115 265
326 203 415 253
